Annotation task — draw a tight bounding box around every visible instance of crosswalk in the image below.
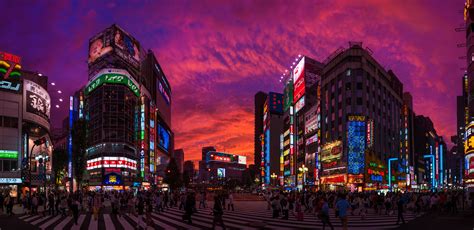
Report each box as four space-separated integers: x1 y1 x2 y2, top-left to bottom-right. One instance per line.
14 201 422 229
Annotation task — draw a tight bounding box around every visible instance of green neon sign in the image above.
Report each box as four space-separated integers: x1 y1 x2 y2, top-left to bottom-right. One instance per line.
0 150 18 159
85 73 140 97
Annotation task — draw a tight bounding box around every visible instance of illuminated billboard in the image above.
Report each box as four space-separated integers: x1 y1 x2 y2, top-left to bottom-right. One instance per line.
321 140 342 162
295 96 305 113
465 122 474 155
0 80 21 93
88 30 113 64
238 156 247 165
87 156 137 170
85 70 140 97
217 168 226 178
158 123 171 153
0 51 21 79
293 57 305 103
24 80 51 120
283 81 293 111
113 26 141 68
347 115 366 174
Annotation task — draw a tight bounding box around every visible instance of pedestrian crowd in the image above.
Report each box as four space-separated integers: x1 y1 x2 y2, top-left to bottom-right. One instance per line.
263 190 469 230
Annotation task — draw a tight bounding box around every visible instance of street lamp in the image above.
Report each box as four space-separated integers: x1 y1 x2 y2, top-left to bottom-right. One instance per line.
388 158 398 192
299 164 308 191
270 173 277 186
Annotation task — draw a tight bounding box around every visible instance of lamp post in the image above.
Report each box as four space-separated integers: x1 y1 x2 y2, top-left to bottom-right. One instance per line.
388 158 398 192
299 164 308 191
271 173 277 187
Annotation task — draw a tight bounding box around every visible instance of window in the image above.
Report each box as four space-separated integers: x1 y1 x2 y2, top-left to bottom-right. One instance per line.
2 116 18 128
346 98 351 106
356 82 363 90
357 97 363 105
345 82 351 91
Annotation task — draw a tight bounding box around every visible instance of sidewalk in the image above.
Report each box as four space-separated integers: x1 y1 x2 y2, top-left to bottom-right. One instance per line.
397 210 474 230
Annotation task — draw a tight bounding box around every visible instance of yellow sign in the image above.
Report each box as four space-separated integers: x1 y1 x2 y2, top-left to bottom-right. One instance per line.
466 122 474 155
109 175 117 183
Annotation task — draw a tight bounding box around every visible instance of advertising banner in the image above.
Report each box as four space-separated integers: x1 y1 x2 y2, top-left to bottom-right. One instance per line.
295 96 305 113
320 140 342 162
113 26 141 68
293 57 305 103
88 29 113 64
347 115 366 174
465 122 474 155
85 71 140 97
158 123 171 153
283 81 293 112
24 80 51 120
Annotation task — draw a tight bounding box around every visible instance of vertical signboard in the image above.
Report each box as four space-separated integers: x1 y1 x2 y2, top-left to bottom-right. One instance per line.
347 115 366 175
283 81 293 112
464 122 474 184
293 57 305 103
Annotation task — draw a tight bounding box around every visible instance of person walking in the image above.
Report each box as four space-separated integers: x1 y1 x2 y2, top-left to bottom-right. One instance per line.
92 193 102 221
227 192 234 211
271 196 281 218
319 198 334 230
280 194 289 220
211 196 226 230
71 197 80 225
183 192 195 224
335 194 350 230
199 191 207 209
396 195 406 225
136 197 146 230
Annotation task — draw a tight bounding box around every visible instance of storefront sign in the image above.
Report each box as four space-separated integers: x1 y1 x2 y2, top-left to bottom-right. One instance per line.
321 174 346 184
103 173 122 185
85 71 140 97
0 80 21 93
0 150 18 159
25 80 51 120
0 178 22 184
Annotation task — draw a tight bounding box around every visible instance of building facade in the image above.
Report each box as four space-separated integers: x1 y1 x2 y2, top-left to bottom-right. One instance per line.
84 24 173 190
0 51 53 196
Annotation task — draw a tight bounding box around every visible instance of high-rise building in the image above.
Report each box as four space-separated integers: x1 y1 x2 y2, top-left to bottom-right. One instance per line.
84 24 173 190
463 0 474 189
183 160 195 183
261 92 283 185
198 150 247 184
173 149 184 173
254 92 267 177
319 42 405 191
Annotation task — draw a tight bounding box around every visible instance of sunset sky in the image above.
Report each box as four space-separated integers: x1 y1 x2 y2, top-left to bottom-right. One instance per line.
1 0 464 163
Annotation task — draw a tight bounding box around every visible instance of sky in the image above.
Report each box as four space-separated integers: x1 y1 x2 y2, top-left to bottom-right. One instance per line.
1 0 465 163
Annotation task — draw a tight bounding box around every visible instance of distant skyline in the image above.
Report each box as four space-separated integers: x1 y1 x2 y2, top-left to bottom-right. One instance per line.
1 0 463 163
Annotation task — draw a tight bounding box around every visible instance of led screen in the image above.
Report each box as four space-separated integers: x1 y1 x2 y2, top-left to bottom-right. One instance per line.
293 57 305 103
158 124 170 152
268 92 283 114
347 116 366 174
88 31 113 64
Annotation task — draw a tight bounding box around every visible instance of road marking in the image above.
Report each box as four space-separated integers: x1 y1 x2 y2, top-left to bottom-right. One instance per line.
53 216 72 230
103 214 115 230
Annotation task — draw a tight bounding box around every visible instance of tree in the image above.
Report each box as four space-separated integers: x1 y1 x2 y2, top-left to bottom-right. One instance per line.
72 119 87 189
52 148 67 189
163 157 182 190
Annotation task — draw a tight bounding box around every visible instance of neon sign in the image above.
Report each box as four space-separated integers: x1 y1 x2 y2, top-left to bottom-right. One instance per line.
347 117 366 174
0 150 18 159
0 80 21 92
86 157 137 170
0 51 21 79
85 72 139 96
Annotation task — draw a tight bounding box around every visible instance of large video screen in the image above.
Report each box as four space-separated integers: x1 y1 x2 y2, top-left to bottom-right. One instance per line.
88 30 113 64
113 27 140 68
158 124 170 152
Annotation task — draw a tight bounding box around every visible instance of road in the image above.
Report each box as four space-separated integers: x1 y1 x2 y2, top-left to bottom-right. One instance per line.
0 201 444 230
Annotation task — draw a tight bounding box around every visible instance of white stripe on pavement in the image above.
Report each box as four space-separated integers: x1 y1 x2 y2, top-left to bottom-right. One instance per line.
103 214 115 230
148 213 175 229
53 216 72 230
23 215 42 222
88 216 99 230
150 212 200 230
70 214 86 230
116 215 134 230
30 216 50 225
40 215 62 229
19 214 32 220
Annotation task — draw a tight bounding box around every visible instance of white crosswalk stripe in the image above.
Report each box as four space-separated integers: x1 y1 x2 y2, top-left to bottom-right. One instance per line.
14 201 425 229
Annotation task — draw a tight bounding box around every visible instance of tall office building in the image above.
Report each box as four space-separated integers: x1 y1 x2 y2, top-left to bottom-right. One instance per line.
173 149 184 173
84 24 173 190
254 92 267 178
261 92 283 185
463 0 474 189
319 42 405 191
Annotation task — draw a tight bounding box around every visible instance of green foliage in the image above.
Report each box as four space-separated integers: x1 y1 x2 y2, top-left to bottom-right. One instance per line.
52 148 67 187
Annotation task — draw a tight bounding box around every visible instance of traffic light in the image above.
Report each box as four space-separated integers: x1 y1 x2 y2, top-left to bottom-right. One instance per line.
34 137 47 146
